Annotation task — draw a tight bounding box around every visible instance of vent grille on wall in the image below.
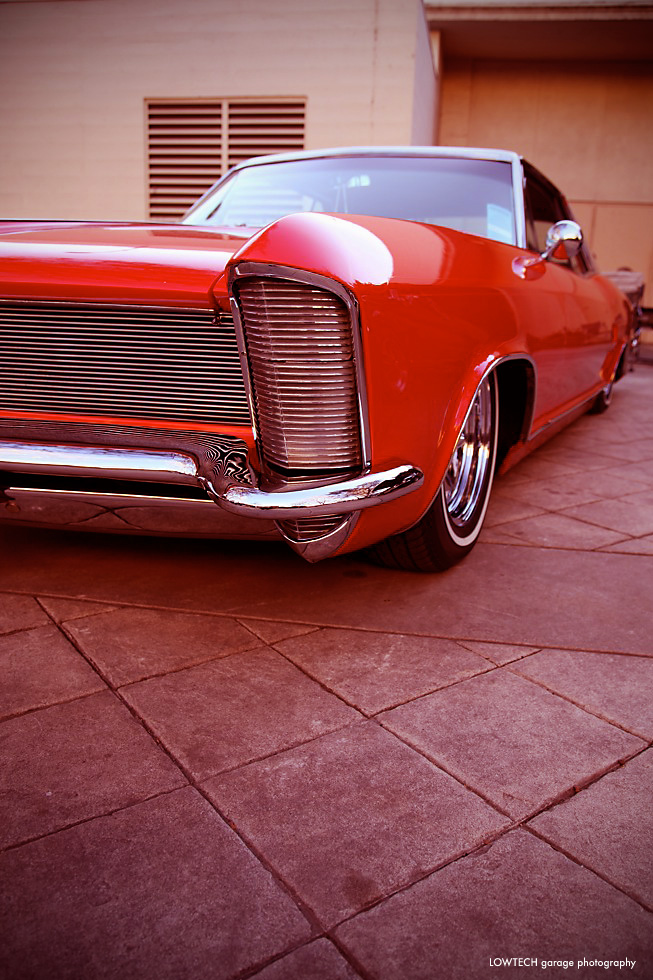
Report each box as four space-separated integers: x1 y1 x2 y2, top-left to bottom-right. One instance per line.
146 99 306 221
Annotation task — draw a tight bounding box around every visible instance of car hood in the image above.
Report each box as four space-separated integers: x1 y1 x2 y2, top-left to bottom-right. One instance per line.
0 221 250 305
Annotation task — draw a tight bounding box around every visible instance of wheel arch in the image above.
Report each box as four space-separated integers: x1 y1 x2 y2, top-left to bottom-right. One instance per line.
494 356 537 468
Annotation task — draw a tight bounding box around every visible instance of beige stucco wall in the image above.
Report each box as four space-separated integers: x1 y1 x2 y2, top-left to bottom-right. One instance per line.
0 0 435 221
439 58 653 303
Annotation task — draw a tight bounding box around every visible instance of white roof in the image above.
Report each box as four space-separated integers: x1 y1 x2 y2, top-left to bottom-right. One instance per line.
233 146 522 170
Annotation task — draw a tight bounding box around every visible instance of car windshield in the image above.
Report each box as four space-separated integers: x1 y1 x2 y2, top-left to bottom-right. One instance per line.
183 156 517 245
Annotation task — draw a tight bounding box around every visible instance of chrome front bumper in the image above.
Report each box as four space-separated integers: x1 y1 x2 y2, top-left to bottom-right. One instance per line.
0 437 423 556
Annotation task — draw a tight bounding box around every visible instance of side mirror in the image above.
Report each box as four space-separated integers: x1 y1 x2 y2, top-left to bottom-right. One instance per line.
545 220 583 260
513 219 583 280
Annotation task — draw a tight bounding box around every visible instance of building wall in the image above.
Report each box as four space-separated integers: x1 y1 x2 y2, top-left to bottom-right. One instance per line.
0 0 435 221
439 57 653 303
410 5 439 144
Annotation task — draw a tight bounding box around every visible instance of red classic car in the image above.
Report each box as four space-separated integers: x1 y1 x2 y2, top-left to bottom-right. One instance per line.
0 147 631 570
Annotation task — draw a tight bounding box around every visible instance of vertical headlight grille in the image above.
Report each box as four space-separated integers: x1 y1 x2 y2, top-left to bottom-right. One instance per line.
233 276 363 474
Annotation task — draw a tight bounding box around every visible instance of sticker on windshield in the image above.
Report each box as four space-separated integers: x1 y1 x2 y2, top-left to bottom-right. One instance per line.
486 204 514 244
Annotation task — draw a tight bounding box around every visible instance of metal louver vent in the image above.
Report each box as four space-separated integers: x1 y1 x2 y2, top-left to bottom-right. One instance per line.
147 99 305 221
234 276 362 475
147 102 223 222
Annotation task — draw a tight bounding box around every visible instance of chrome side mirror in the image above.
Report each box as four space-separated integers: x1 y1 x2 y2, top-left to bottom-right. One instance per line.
544 219 583 260
513 219 583 280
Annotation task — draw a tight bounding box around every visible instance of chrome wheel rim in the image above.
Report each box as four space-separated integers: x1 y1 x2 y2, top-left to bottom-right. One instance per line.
443 377 495 529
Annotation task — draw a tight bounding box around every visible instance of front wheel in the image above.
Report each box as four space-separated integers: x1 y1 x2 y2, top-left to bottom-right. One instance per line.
368 373 499 572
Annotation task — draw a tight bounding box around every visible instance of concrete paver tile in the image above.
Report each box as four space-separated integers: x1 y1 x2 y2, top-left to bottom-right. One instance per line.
0 593 50 634
0 690 186 848
274 628 490 715
240 618 319 644
334 830 653 980
381 670 644 819
529 749 653 909
480 512 626 550
513 649 653 737
248 939 362 979
204 722 509 928
0 788 312 980
123 647 359 780
0 625 105 720
64 606 264 686
37 596 118 622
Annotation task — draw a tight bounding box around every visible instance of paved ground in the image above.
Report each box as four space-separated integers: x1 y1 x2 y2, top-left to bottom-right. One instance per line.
1 366 653 980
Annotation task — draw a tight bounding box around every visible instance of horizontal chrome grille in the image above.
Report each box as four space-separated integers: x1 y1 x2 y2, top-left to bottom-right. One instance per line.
234 277 362 473
0 301 250 426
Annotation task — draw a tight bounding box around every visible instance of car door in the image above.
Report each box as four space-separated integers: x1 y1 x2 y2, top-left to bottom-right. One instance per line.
523 165 615 418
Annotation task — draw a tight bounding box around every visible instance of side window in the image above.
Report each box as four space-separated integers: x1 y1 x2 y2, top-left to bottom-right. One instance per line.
523 168 591 274
524 174 568 253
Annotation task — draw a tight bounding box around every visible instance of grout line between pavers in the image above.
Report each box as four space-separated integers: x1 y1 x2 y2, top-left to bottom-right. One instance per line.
192 778 326 940
322 822 525 934
0 784 184 855
479 534 642 554
325 934 378 980
99 640 269 690
372 714 516 821
234 935 375 980
194 717 367 782
0 685 106 727
0 621 64 641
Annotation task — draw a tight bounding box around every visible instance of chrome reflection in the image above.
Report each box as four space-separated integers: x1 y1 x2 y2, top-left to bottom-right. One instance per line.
443 377 494 528
201 462 423 520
